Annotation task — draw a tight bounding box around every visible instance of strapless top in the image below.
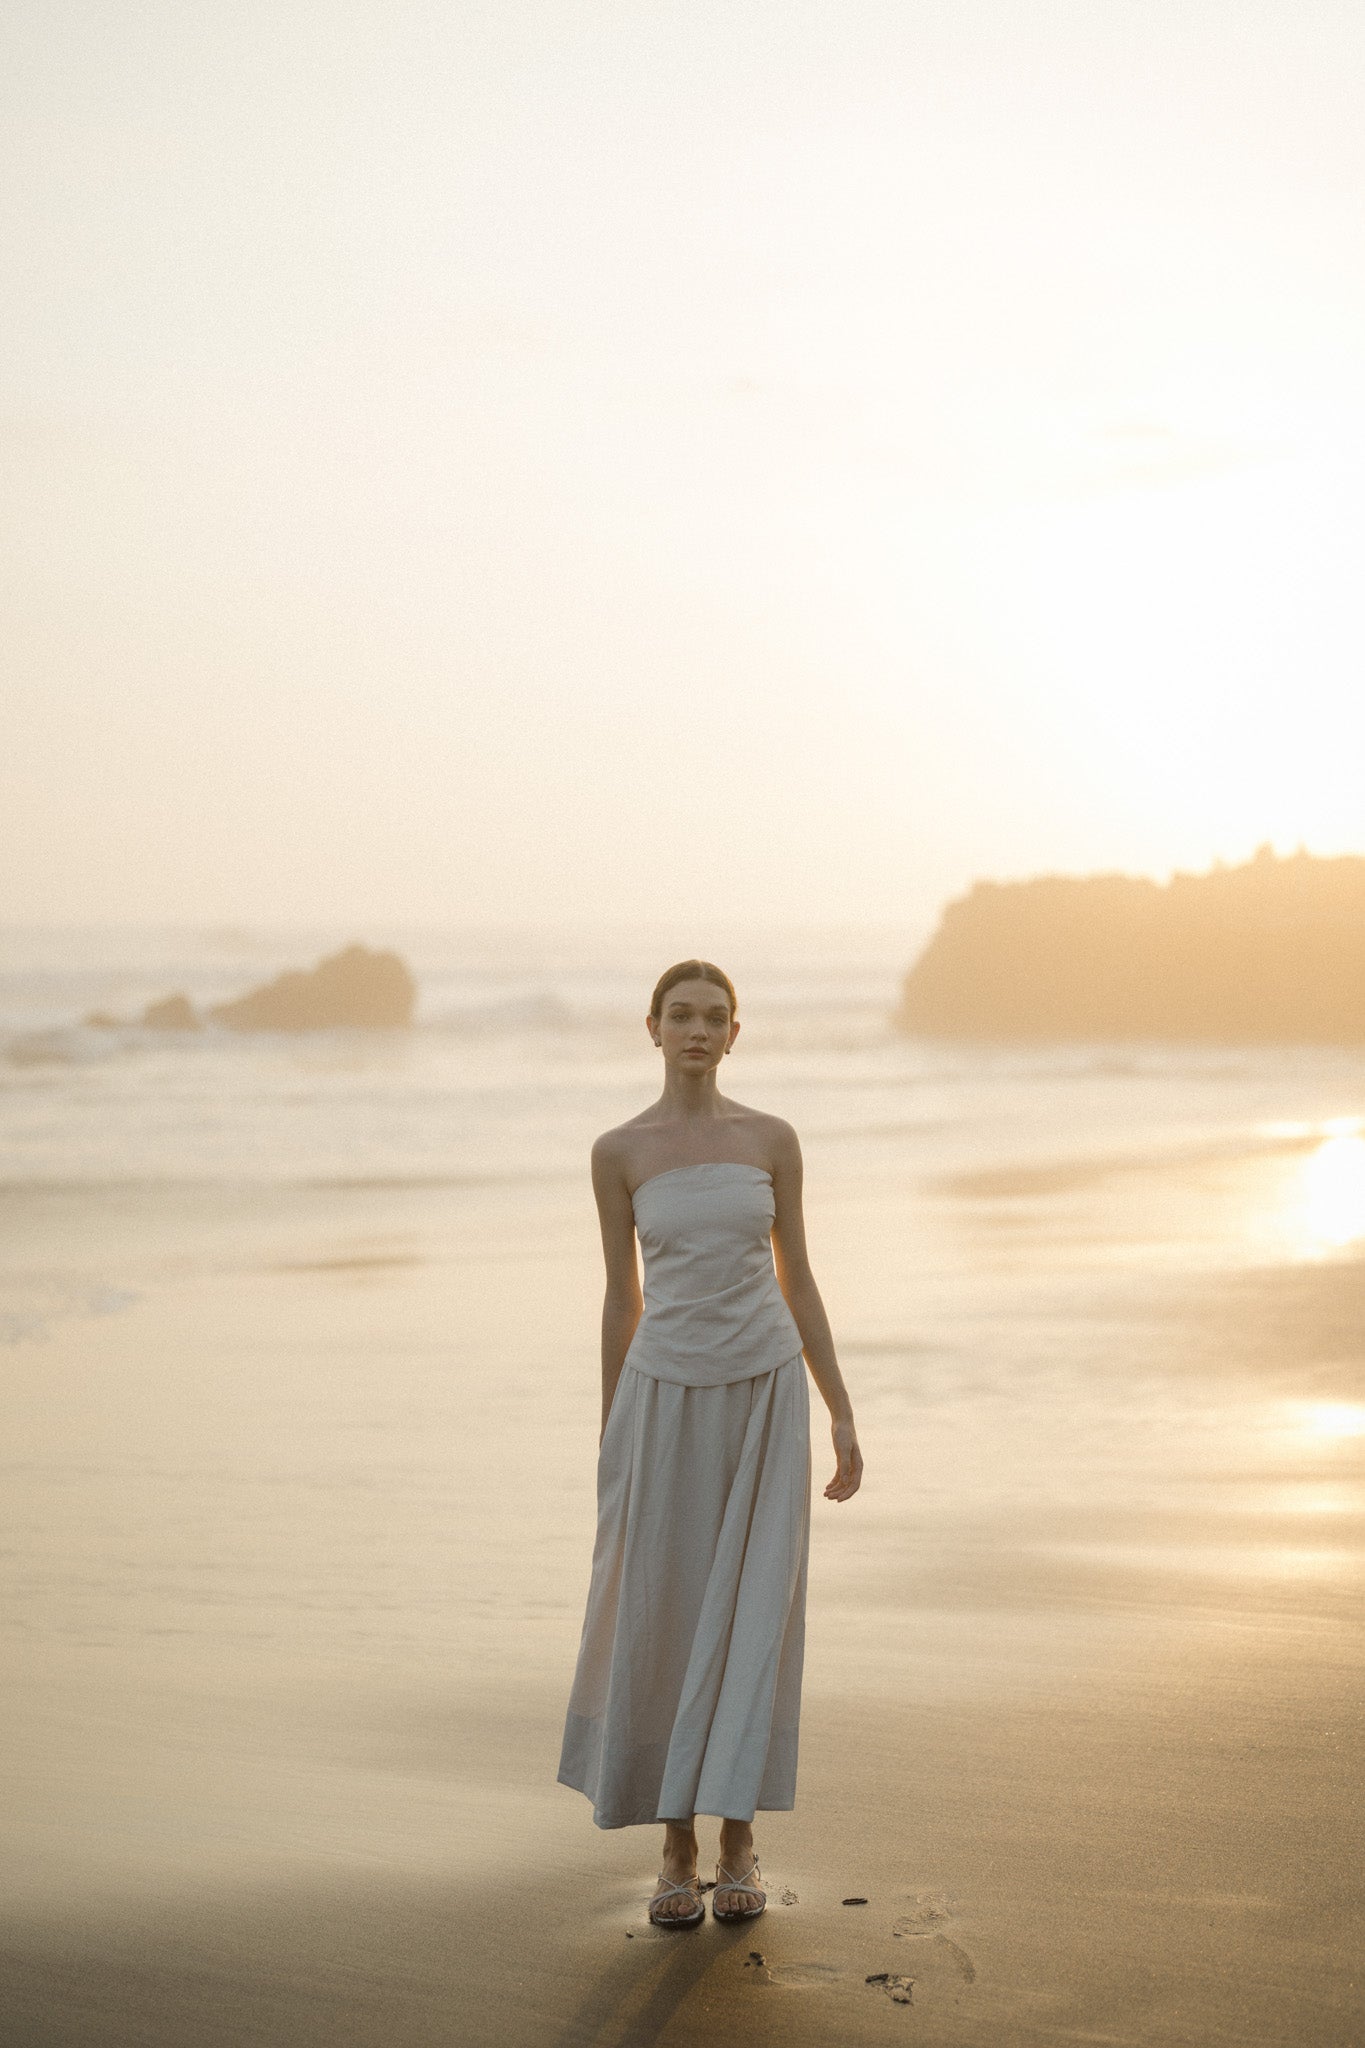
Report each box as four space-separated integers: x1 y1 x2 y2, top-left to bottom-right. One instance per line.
623 1161 805 1387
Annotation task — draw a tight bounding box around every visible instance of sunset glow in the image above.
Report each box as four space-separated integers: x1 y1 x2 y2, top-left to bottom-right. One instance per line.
3 10 1365 2043
1299 1402 1365 1442
1290 1128 1365 1258
3 1 1364 927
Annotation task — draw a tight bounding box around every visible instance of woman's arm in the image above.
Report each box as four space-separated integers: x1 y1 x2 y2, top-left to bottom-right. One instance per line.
770 1123 864 1502
591 1137 644 1442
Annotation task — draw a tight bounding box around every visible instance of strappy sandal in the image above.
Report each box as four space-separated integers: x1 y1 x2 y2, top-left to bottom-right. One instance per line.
713 1857 766 1922
648 1873 706 1929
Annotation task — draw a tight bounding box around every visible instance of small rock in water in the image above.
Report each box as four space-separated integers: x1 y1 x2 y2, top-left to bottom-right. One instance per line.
842 1896 869 1905
142 993 200 1031
208 943 415 1031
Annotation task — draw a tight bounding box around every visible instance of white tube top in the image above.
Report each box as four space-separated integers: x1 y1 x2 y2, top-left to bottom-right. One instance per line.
623 1161 805 1388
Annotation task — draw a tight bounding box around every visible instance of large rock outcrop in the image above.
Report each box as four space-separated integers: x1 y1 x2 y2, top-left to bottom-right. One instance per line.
208 943 416 1031
897 846 1365 1042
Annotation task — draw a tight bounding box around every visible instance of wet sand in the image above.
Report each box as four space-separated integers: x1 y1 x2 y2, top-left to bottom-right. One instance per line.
2 1138 1363 2046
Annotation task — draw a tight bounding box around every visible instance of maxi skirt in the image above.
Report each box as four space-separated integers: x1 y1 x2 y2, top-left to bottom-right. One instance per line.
557 1355 811 1829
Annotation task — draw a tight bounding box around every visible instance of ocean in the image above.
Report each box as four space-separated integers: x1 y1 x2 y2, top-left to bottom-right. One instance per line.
5 919 1363 1206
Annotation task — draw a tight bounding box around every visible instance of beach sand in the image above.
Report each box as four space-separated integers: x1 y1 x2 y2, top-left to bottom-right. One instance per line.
2 1132 1363 2046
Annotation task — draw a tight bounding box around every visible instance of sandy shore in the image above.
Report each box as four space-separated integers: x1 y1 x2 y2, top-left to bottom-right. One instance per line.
2 1150 1363 2045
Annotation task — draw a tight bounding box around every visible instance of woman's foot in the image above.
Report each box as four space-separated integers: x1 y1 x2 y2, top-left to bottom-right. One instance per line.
650 1822 703 1926
714 1823 765 1920
649 1871 704 1927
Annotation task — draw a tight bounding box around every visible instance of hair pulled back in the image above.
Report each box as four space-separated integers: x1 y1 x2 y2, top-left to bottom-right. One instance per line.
649 958 738 1024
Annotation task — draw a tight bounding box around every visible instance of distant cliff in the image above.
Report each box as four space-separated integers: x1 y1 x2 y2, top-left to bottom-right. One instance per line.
897 846 1365 1042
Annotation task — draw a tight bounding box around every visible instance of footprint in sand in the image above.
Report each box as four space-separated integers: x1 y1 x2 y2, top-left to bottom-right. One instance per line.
891 1890 976 1982
933 1936 976 1983
762 1962 845 1990
891 1889 953 1937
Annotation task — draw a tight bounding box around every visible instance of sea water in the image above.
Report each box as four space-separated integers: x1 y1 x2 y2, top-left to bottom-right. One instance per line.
4 920 1363 1201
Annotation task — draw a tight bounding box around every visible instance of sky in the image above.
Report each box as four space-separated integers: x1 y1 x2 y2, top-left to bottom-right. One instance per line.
3 0 1364 932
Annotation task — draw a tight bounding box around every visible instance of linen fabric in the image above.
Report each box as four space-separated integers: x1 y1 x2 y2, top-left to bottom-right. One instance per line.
624 1162 804 1387
558 1353 810 1828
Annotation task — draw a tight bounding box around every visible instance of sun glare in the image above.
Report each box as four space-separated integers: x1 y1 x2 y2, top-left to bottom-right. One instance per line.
1299 1402 1365 1441
1258 1121 1365 1262
1299 1129 1365 1252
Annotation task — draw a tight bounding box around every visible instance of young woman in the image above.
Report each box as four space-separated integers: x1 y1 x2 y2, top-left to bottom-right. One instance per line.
557 959 863 1927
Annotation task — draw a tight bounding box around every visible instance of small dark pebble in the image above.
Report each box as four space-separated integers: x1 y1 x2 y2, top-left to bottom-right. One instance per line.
625 1932 633 1939
866 1973 888 1984
743 1951 766 1969
699 1879 715 1892
843 1896 869 1906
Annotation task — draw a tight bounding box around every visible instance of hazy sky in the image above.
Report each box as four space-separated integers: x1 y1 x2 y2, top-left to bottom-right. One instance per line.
4 0 1364 930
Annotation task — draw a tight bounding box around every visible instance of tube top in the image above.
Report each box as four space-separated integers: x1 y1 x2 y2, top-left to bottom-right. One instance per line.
623 1161 805 1387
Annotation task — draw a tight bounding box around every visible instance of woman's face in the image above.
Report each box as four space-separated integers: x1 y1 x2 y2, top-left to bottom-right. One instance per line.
650 978 739 1072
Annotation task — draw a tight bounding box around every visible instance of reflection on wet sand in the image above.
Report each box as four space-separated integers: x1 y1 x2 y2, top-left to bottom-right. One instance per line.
1295 1126 1365 1253
1295 1399 1365 1438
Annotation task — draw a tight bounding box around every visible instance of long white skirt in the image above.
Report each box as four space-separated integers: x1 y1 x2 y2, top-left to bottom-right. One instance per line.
558 1355 811 1829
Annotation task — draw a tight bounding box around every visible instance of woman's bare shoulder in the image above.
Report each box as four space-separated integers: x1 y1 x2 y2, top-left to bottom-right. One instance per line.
722 1102 801 1170
591 1111 655 1178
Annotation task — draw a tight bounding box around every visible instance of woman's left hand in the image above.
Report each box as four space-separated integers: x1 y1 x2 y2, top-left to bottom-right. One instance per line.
825 1418 863 1502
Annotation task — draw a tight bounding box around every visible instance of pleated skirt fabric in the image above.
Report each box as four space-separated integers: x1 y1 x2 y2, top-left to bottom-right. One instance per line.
558 1356 811 1829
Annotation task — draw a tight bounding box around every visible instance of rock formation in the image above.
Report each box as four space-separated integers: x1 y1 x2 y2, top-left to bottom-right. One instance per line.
208 943 416 1031
142 994 201 1031
119 943 417 1033
897 846 1365 1042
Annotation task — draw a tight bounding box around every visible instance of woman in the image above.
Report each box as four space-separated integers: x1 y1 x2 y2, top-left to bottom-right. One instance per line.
558 959 863 1927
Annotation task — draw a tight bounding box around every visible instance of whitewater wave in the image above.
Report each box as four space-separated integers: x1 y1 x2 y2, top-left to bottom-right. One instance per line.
1 987 898 1061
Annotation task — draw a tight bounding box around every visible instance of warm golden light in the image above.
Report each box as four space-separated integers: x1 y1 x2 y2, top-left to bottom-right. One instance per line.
1299 1130 1365 1252
1256 1123 1365 1263
1299 1402 1365 1441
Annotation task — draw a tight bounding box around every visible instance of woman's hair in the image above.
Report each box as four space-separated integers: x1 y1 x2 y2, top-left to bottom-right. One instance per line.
649 959 738 1023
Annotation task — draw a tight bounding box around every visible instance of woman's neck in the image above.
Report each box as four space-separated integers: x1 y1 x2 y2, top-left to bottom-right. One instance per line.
656 1070 726 1120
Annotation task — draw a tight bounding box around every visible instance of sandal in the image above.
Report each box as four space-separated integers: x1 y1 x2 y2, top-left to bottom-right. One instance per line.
713 1857 766 1922
648 1873 706 1929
